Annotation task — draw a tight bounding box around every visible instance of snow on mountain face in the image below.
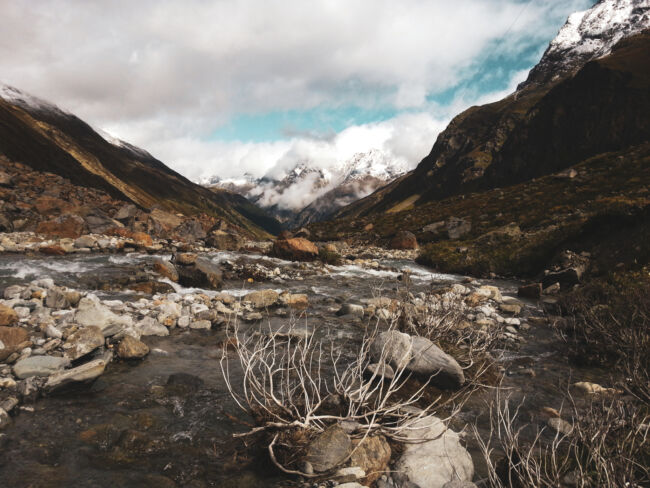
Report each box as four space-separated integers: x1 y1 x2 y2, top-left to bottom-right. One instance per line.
519 0 650 89
0 84 68 115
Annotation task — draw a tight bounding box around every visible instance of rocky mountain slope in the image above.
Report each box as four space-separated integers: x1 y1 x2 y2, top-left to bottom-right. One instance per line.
207 149 408 228
334 15 650 220
309 6 650 280
0 85 280 238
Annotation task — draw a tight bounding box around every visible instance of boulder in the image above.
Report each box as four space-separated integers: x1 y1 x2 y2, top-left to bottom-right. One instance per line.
542 267 584 288
44 354 110 392
85 213 122 234
407 336 465 390
447 218 471 240
153 259 179 282
0 326 29 361
390 231 418 250
117 335 149 359
0 305 18 326
74 235 96 249
137 317 169 337
174 219 206 242
518 283 542 299
394 416 474 488
206 230 244 250
45 288 70 309
244 290 279 308
176 258 223 290
280 293 309 308
305 424 352 473
131 232 153 247
13 356 70 379
148 209 183 232
175 253 197 265
75 297 132 336
36 214 87 238
114 204 138 222
272 238 319 261
63 326 105 360
349 435 391 485
370 331 413 370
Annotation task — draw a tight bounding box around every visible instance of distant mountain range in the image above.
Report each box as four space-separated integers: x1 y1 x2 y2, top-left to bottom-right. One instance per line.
204 149 409 228
0 85 281 237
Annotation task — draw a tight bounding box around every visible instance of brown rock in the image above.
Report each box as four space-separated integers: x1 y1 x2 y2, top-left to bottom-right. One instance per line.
37 214 86 238
350 435 391 485
132 232 153 247
306 425 352 472
64 326 105 360
272 238 319 261
39 245 67 256
175 253 197 265
0 305 19 326
153 259 179 282
117 335 149 359
34 196 72 216
390 231 418 250
0 326 29 361
149 209 183 232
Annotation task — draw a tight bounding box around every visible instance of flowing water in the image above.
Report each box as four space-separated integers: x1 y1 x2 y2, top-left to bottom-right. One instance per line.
0 251 612 487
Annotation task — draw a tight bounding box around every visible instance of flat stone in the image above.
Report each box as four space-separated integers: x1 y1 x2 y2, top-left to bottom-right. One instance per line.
45 354 110 391
63 326 104 360
13 355 70 379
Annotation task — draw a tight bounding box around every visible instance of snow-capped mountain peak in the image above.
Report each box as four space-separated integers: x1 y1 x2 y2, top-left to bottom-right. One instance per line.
0 83 68 115
519 0 650 89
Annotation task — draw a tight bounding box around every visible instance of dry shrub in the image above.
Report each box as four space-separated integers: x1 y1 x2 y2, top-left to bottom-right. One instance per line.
557 270 650 402
476 390 649 487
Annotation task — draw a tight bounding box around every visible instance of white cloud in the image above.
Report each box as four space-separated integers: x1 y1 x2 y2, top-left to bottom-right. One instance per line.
0 0 592 185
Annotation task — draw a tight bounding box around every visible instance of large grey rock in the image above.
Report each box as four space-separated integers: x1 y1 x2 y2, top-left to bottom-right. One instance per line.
75 297 132 336
137 317 169 337
370 330 413 370
176 258 223 289
63 326 105 360
305 424 352 473
13 356 70 379
45 353 110 391
244 290 279 308
395 416 474 488
407 336 465 390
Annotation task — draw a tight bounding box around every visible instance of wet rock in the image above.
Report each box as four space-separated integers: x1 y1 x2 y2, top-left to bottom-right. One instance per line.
13 356 70 379
518 283 542 299
272 237 319 261
45 354 110 392
117 335 149 359
45 288 70 309
394 416 473 488
177 258 223 289
370 331 413 370
0 305 18 326
337 303 364 317
166 372 204 392
305 424 352 472
407 336 464 389
350 435 391 485
0 326 29 361
244 289 279 308
39 244 67 255
390 231 418 250
153 259 179 282
63 326 105 360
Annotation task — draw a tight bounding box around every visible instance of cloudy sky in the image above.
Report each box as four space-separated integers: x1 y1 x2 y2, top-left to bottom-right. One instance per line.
0 0 592 182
